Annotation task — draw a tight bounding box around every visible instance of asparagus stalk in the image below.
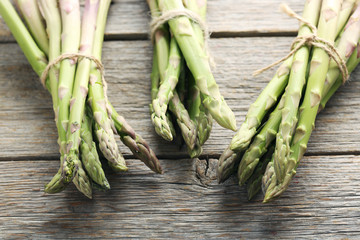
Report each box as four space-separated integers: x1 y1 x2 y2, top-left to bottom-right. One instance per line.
175 65 203 158
264 17 360 202
157 0 237 131
147 0 176 141
247 145 275 200
176 63 187 102
261 51 360 200
321 41 360 110
273 0 323 184
36 0 76 193
241 14 360 200
45 0 83 194
230 57 293 152
57 0 81 168
262 158 276 199
335 0 357 34
0 0 47 78
228 0 324 152
87 0 127 172
237 95 285 186
151 50 161 100
265 0 343 202
64 0 99 182
151 31 199 154
39 0 92 197
228 0 329 156
183 0 213 147
218 57 292 181
187 74 204 158
217 147 242 184
72 159 93 198
151 36 183 141
322 4 360 97
109 103 163 174
237 28 359 187
169 91 197 150
15 0 49 55
88 0 160 173
238 3 360 193
80 107 110 189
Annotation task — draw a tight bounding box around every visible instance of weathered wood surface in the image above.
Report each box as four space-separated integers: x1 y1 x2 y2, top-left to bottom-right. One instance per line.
1 38 359 159
1 155 360 239
0 0 302 42
1 0 360 239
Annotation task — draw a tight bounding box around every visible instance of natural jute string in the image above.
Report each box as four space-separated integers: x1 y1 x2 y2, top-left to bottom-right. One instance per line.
253 4 349 83
40 53 110 113
150 8 215 68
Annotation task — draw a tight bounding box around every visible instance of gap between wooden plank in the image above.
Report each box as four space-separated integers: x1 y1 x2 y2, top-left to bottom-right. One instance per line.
0 151 359 162
0 31 299 44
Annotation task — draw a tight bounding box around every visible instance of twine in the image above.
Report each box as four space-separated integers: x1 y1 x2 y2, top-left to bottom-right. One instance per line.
150 8 215 68
40 52 110 114
253 4 349 84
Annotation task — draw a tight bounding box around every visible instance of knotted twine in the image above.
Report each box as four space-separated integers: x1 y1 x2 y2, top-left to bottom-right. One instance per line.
149 8 215 68
253 4 349 84
40 52 111 117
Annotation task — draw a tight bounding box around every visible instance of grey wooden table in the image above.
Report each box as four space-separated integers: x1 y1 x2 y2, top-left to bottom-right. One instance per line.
1 0 360 239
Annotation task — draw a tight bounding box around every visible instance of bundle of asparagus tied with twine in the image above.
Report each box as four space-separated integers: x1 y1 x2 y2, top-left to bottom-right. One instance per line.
0 0 162 198
146 0 237 158
218 0 360 202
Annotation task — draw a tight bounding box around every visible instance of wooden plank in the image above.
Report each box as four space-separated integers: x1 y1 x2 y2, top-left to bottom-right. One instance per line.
1 155 360 238
0 37 359 159
0 0 302 42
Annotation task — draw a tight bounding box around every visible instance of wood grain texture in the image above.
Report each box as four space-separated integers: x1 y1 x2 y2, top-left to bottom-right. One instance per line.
0 0 302 42
1 155 360 239
0 38 359 159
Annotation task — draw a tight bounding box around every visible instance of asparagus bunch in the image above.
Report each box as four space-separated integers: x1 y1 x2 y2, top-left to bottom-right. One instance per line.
218 0 360 202
147 0 233 158
0 0 162 198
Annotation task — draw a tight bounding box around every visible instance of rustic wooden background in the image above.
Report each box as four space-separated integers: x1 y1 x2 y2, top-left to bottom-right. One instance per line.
1 0 360 239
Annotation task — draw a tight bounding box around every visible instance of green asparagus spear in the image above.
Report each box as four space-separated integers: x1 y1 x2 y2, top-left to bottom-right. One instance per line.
217 147 243 184
230 57 292 153
237 95 285 186
80 107 110 189
109 103 163 174
322 4 360 98
72 158 93 198
15 0 49 55
183 0 212 147
152 36 183 141
0 0 47 78
262 45 360 201
219 58 292 180
36 0 74 193
264 0 341 202
147 0 176 141
87 0 127 172
64 0 100 182
158 0 237 131
247 145 275 200
321 41 360 110
169 91 197 150
239 3 360 196
45 0 82 194
264 5 360 202
187 74 204 158
335 0 357 35
273 0 322 184
57 0 81 166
